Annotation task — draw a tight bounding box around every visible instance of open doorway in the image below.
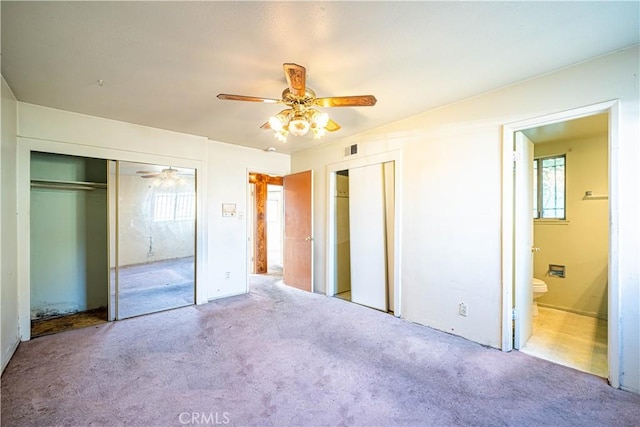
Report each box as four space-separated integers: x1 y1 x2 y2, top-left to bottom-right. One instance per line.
248 172 283 276
503 101 619 385
518 114 609 377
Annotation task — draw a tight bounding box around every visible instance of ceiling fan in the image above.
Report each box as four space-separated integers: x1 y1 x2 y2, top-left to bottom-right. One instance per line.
217 63 377 142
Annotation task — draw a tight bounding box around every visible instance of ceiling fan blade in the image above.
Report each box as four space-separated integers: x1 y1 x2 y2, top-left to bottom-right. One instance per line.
325 119 341 132
260 121 271 130
136 170 155 174
314 95 377 107
283 63 306 98
141 175 158 178
217 94 280 103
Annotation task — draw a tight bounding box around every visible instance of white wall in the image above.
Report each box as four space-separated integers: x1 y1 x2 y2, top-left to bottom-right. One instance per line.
1 76 20 372
534 135 609 319
292 46 640 392
206 142 289 299
13 102 289 340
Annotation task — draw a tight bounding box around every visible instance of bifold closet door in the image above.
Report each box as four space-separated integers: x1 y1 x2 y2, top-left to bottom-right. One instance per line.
349 163 387 311
111 161 196 319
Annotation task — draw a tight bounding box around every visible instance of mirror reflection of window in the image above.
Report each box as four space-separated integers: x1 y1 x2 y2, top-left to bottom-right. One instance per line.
112 162 196 319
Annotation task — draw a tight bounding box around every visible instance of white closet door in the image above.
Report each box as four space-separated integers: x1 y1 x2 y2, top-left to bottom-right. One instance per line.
349 164 387 311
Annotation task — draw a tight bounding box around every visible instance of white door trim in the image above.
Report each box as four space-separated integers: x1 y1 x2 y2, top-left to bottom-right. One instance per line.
325 150 403 317
501 100 620 388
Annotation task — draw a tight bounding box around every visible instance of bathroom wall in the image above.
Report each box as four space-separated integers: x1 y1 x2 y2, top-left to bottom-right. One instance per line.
534 134 608 319
335 173 351 294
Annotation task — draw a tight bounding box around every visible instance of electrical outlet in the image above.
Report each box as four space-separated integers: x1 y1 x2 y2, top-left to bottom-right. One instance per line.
225 272 230 280
459 302 468 317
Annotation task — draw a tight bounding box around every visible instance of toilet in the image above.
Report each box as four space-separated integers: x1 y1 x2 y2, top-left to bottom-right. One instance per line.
532 278 548 316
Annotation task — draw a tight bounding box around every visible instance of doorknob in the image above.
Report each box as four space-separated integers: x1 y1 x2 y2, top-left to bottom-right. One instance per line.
531 247 541 252
305 236 314 241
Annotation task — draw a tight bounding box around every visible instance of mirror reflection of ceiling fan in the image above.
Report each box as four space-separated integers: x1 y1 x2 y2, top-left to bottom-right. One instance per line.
135 167 194 180
136 167 180 179
217 63 377 142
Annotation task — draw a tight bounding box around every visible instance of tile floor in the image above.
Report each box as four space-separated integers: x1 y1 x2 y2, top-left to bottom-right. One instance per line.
521 306 608 377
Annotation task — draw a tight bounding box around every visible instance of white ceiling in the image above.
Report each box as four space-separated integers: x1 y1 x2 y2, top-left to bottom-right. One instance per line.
2 2 638 154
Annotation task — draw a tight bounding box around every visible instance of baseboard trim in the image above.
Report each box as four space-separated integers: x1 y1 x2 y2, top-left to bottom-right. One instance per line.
537 302 608 321
207 290 247 302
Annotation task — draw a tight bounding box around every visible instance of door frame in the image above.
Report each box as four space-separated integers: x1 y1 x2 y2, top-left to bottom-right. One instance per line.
244 167 287 290
247 171 284 274
501 100 620 387
326 150 403 316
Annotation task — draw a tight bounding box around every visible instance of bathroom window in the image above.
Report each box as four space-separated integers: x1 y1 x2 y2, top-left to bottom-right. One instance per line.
533 155 565 219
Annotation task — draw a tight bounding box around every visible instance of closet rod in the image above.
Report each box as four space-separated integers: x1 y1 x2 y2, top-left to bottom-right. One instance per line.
30 179 107 191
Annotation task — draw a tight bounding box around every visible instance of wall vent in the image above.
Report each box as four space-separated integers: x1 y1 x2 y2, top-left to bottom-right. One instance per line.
344 143 358 158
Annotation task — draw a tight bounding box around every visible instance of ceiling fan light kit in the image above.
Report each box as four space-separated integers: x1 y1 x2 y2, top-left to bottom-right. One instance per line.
217 63 377 143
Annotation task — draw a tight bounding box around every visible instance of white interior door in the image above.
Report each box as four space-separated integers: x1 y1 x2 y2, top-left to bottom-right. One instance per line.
514 131 535 349
349 164 387 311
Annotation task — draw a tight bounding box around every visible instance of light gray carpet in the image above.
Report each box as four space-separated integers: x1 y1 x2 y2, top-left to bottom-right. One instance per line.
117 256 195 318
2 276 638 426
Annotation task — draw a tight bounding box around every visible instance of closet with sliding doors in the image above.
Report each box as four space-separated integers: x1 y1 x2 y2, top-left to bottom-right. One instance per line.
29 152 196 337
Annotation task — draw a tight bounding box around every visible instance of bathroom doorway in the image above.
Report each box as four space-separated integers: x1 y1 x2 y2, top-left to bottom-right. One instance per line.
327 152 400 316
521 114 609 377
503 101 618 384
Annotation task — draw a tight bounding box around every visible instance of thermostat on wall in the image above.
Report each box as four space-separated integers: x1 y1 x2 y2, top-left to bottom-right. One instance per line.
222 203 236 217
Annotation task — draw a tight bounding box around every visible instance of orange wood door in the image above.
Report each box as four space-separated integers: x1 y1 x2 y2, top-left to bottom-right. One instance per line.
283 170 313 292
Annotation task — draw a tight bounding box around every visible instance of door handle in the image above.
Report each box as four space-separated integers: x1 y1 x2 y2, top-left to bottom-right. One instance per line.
531 247 541 252
305 236 314 241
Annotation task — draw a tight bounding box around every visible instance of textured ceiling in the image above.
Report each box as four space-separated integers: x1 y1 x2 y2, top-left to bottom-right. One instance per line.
2 2 638 154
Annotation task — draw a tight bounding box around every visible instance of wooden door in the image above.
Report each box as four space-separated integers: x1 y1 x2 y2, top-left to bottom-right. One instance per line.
283 170 313 292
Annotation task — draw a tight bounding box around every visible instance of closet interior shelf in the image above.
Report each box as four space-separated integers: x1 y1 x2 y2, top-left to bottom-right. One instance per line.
30 179 107 191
